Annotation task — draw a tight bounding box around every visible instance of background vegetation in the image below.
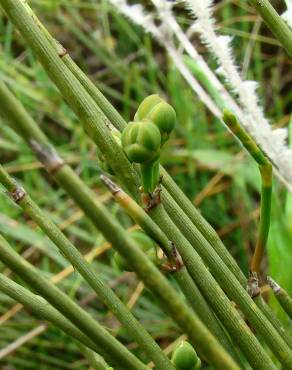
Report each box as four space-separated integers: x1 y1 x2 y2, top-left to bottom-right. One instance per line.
0 0 291 368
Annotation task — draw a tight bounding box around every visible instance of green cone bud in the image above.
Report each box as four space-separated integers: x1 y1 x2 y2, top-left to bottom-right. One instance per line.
121 120 161 164
134 95 176 145
113 230 159 271
134 94 162 121
146 101 176 144
171 341 201 370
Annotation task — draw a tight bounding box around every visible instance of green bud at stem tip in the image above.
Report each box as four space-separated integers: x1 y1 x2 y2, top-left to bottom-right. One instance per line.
121 120 161 164
171 340 201 370
135 95 176 145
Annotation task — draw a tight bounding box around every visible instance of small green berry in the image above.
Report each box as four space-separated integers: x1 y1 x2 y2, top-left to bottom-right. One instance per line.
171 341 201 370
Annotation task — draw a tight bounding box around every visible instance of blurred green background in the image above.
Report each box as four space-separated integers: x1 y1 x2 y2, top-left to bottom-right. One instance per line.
0 0 291 368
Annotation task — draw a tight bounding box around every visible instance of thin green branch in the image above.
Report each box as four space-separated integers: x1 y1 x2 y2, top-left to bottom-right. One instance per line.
0 272 109 363
2 0 244 288
101 175 240 363
0 165 173 370
0 169 239 370
148 201 280 370
0 234 148 370
248 0 292 58
268 277 292 321
0 56 239 369
78 344 109 370
0 0 140 201
161 188 292 367
223 110 272 274
0 0 244 297
254 294 292 349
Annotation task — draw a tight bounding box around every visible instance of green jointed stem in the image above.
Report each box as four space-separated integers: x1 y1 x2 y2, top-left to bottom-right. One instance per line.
141 161 155 193
0 0 244 292
78 344 109 370
251 172 272 273
7 0 243 290
0 0 140 202
0 235 148 370
0 272 110 362
223 110 273 274
160 167 246 285
101 175 240 362
0 166 173 370
254 294 292 349
148 202 279 370
248 0 292 58
161 189 292 368
0 84 238 370
2 1 286 368
268 277 292 321
177 62 292 348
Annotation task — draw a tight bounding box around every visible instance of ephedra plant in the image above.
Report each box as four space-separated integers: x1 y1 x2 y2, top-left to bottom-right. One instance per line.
0 0 291 369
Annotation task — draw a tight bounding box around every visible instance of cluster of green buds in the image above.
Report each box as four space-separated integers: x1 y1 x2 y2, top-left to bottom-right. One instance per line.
113 230 160 271
122 95 176 193
171 341 201 370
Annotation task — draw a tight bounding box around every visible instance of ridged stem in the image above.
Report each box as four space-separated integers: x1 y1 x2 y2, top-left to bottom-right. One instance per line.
0 0 244 292
0 0 140 201
100 175 239 362
160 167 246 285
0 165 173 370
9 0 245 289
148 202 278 370
0 234 147 370
254 294 292 349
78 344 109 370
223 110 273 274
268 277 292 321
0 272 111 365
161 189 292 369
248 0 292 58
0 167 238 369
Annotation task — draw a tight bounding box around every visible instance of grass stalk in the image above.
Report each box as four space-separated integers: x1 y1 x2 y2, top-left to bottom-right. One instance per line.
0 81 238 366
148 201 279 370
0 165 174 370
268 277 292 321
160 167 246 285
254 294 292 349
0 0 245 293
0 234 148 370
223 110 272 274
161 188 292 368
78 344 109 370
0 0 140 201
0 168 239 369
0 272 110 363
248 0 292 58
100 175 240 362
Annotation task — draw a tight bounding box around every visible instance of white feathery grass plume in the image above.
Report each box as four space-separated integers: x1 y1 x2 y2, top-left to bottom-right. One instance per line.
150 0 243 117
181 0 292 190
107 0 220 117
